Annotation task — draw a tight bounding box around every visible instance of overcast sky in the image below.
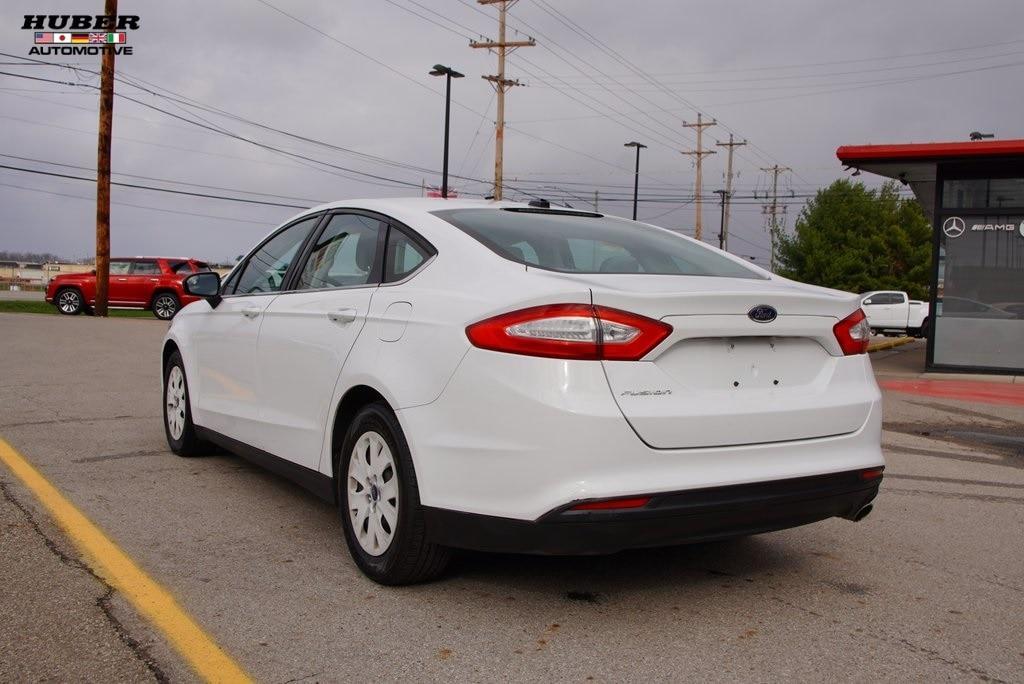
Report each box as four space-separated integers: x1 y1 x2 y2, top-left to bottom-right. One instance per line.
1 0 1022 264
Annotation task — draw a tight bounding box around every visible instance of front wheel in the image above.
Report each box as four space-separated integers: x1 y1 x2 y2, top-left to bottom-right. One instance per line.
152 292 180 320
338 402 450 585
55 288 83 315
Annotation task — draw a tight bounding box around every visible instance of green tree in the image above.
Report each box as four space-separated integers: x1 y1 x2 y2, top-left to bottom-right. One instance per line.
774 179 932 299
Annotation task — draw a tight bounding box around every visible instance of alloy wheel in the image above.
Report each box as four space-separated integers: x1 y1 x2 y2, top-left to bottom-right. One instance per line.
154 295 177 320
347 431 399 556
58 290 80 314
165 366 187 440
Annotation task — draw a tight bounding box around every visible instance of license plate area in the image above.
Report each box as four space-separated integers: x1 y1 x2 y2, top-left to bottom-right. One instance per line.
655 336 828 390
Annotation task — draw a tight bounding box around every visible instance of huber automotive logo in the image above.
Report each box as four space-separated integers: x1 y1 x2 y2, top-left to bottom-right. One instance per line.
942 216 966 238
748 304 778 323
23 14 138 55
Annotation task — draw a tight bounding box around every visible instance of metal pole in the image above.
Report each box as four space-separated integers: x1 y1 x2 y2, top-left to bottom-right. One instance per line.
442 71 451 198
94 0 117 317
632 145 640 220
716 190 727 250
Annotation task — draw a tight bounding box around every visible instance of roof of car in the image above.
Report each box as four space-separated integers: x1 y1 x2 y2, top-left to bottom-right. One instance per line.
303 197 563 214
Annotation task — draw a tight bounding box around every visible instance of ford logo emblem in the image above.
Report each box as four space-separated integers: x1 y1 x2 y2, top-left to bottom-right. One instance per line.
748 305 777 323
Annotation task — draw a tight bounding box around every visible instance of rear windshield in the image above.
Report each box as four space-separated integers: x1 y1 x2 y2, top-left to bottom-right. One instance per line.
433 208 763 279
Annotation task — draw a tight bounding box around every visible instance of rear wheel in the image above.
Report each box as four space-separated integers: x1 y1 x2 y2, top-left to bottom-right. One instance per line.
55 288 83 315
163 351 204 456
338 402 450 585
152 292 180 320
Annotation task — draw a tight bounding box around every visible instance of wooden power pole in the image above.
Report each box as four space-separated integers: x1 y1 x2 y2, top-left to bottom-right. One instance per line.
715 134 746 253
471 0 534 201
94 0 117 317
760 164 791 272
681 113 716 241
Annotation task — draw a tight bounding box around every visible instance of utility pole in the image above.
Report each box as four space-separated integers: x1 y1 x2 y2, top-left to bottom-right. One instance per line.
760 164 791 272
593 189 599 212
681 113 716 242
94 0 117 317
471 0 534 201
715 134 746 253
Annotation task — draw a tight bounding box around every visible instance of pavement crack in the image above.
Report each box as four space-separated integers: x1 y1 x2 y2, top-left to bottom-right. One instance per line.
0 415 152 429
281 672 323 684
772 594 1006 681
886 487 1024 506
0 477 169 683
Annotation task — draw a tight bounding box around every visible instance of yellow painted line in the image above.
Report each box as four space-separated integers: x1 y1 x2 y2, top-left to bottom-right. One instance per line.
868 336 915 353
0 436 251 683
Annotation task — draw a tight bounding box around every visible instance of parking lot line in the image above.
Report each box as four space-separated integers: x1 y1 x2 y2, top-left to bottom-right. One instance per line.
0 435 252 684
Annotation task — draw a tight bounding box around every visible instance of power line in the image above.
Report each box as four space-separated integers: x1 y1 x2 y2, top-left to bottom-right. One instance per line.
0 181 282 225
0 163 312 209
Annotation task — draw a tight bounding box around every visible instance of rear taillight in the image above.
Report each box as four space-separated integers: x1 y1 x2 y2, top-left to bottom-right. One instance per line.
466 304 672 361
833 308 871 355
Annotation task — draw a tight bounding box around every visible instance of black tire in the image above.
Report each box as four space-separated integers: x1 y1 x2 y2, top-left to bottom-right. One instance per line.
915 318 929 339
55 287 83 315
162 350 205 457
338 402 451 585
152 292 180 320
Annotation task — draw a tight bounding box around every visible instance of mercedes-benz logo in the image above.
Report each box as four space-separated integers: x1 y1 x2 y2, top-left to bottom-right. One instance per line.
943 216 966 238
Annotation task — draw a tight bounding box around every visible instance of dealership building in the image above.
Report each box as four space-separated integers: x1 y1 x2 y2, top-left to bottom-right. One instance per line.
837 139 1024 375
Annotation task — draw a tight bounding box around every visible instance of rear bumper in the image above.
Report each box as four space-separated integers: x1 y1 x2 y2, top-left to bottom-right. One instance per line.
424 470 882 555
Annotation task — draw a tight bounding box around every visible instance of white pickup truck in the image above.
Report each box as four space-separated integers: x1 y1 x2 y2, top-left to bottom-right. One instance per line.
859 290 930 338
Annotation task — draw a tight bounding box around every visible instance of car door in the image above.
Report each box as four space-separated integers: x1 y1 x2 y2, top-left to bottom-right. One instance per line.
189 214 322 442
107 260 133 303
126 259 162 304
862 292 893 328
254 211 386 469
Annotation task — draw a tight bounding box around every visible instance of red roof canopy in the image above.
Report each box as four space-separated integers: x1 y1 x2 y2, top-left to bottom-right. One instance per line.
837 139 1024 164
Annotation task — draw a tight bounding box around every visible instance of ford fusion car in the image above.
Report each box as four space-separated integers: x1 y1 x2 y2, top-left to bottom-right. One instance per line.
161 198 883 585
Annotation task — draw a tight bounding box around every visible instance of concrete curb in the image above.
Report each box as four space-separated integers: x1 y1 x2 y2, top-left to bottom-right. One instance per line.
868 336 915 353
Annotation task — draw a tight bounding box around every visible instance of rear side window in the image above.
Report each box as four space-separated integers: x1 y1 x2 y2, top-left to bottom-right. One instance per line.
295 213 384 290
131 261 161 275
433 208 763 279
384 228 431 282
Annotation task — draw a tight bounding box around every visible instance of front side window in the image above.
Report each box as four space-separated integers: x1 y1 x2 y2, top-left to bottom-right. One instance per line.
234 215 320 295
109 261 131 275
296 213 383 290
433 208 763 279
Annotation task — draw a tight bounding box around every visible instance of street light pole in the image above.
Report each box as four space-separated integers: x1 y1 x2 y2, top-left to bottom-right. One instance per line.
429 64 464 198
714 189 728 250
623 141 646 220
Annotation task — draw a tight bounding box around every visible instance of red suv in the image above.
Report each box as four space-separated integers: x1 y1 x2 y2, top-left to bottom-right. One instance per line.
46 257 211 320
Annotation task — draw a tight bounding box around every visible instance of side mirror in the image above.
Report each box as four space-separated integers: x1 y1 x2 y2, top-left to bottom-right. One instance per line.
90 269 96 275
183 271 222 308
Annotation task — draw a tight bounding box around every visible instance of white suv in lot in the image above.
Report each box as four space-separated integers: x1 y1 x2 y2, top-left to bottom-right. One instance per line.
162 198 883 585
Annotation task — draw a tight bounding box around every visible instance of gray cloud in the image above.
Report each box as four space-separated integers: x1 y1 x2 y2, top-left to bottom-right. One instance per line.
1 0 1021 264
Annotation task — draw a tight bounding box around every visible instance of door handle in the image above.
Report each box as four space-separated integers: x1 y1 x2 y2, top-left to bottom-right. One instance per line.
241 306 262 319
327 308 357 324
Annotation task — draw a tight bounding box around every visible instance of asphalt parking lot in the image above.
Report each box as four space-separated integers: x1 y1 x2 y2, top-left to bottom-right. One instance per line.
1 312 1022 682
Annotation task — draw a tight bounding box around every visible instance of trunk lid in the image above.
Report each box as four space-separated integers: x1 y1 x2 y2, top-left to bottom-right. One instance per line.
575 274 876 449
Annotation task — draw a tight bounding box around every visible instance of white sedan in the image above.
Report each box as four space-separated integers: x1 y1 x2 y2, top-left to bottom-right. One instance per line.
163 198 883 584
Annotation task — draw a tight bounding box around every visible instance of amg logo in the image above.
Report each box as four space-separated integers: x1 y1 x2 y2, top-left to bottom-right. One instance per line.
22 15 140 31
970 223 1016 232
620 389 672 397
